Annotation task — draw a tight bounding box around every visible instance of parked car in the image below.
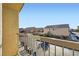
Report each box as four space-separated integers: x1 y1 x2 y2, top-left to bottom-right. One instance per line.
69 32 79 42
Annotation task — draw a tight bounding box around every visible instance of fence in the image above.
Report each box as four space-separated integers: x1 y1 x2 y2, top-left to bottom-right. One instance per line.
19 33 79 56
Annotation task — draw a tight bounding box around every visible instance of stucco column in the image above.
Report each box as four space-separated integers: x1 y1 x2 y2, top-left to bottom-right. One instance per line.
2 3 23 56
0 3 2 56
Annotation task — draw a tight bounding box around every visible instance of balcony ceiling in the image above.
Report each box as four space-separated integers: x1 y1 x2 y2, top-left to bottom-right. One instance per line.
3 3 24 12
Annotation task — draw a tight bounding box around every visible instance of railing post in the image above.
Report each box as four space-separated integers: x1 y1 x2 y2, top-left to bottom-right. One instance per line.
72 49 74 56
44 41 45 56
31 34 32 49
36 40 37 56
55 45 56 56
62 46 64 56
48 43 50 56
39 40 41 56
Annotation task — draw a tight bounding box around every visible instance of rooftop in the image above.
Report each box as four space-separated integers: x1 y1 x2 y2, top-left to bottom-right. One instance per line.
45 24 69 28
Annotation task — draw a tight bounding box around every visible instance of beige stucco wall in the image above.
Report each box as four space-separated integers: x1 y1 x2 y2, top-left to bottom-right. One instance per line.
44 28 70 36
50 28 70 36
2 5 19 56
0 3 2 56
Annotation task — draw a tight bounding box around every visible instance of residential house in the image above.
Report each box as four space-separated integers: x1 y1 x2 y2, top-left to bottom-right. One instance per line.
43 24 70 37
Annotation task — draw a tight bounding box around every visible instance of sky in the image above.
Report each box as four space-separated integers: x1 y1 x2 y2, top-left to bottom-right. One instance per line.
19 3 79 29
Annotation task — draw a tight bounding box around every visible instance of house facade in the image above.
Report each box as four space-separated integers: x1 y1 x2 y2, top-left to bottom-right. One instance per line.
43 24 70 37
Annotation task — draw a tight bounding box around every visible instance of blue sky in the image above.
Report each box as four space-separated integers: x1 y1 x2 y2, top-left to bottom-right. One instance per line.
19 3 79 29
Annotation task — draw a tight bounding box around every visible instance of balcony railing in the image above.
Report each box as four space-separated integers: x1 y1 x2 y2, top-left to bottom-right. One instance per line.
19 33 79 56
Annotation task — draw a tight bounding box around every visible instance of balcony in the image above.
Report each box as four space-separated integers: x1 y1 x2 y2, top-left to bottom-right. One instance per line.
18 33 79 56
